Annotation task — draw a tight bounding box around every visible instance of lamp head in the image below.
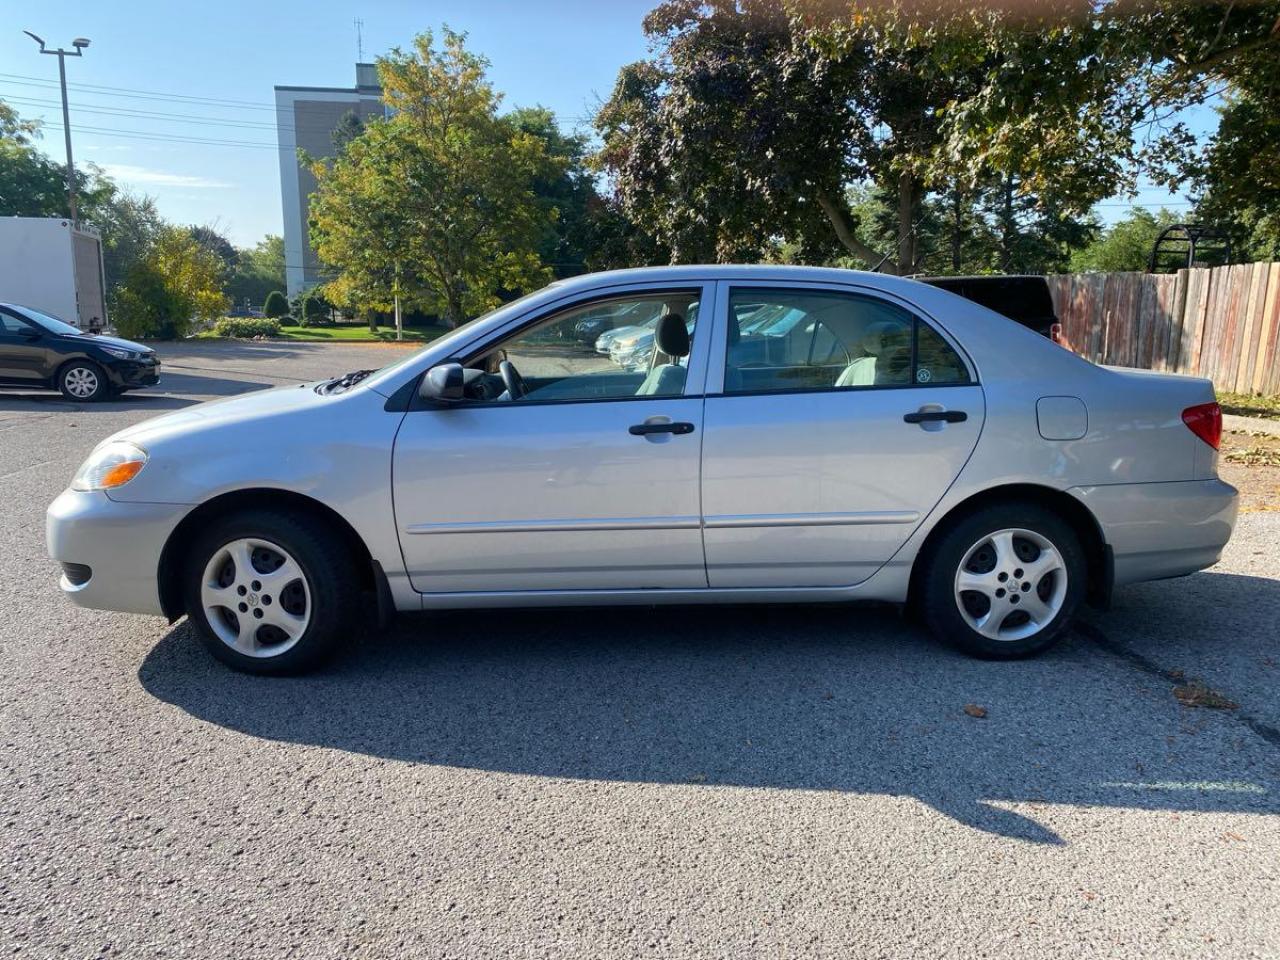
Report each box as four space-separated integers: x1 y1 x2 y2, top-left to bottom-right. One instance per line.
72 37 90 49
23 30 47 50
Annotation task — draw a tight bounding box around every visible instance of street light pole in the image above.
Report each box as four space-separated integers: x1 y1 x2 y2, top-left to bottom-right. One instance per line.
24 31 90 226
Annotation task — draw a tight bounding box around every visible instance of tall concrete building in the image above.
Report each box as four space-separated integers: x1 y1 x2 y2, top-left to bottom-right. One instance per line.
275 63 384 299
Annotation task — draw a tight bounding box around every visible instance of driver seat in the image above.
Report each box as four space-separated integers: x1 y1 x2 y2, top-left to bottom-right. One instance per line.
635 313 690 396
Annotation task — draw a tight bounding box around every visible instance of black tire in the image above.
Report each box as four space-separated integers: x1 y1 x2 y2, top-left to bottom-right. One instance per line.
182 509 362 674
918 501 1086 659
57 360 109 402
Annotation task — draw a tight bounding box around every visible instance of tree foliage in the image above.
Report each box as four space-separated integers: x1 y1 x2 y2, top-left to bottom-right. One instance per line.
1123 1 1280 260
596 0 1137 274
308 30 559 325
0 103 115 223
1069 207 1183 273
113 227 229 339
227 235 286 307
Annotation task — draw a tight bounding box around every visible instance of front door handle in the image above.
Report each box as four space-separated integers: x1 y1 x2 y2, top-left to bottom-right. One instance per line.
903 410 967 424
629 420 696 436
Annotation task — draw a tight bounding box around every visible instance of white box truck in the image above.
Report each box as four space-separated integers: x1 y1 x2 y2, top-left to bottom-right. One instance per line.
0 216 108 331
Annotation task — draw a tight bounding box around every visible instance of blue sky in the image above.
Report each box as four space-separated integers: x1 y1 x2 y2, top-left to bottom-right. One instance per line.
3 0 1209 248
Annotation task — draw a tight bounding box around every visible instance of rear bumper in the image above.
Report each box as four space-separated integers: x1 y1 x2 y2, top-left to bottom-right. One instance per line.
46 488 189 616
1069 478 1239 586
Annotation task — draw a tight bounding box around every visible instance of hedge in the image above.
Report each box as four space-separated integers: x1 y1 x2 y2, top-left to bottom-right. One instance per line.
213 317 282 338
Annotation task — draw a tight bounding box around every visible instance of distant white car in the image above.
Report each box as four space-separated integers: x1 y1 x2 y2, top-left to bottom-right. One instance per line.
49 266 1237 674
596 314 659 354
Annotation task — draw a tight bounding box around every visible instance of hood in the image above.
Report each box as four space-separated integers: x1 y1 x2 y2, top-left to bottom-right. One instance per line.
612 330 655 349
599 324 643 343
64 331 152 354
106 380 331 449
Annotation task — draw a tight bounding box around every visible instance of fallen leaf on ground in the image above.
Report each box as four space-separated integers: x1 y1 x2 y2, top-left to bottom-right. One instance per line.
963 704 987 718
1173 681 1239 710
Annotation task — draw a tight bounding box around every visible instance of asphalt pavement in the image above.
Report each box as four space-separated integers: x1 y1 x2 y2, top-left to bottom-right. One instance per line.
1 341 1277 959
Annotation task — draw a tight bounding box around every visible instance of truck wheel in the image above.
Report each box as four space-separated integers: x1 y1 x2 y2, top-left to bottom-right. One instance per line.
182 509 361 675
58 361 109 402
919 502 1086 659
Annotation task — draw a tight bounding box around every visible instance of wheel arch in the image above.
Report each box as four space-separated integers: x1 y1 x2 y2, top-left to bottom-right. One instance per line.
908 483 1110 609
157 487 376 622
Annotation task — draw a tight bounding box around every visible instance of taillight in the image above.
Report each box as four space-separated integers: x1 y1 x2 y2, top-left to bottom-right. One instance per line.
1182 402 1222 450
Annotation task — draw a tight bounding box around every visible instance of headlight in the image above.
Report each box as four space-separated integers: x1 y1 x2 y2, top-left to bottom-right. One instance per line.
71 441 149 491
99 346 136 360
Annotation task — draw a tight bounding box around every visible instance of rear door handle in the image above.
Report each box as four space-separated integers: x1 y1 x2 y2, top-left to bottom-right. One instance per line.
903 410 967 424
629 421 696 436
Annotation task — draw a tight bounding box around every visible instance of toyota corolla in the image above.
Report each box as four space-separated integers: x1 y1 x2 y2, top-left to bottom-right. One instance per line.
47 266 1238 674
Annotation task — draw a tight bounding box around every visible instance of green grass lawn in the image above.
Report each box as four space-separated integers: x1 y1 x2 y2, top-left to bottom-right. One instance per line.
198 321 444 343
1218 391 1280 421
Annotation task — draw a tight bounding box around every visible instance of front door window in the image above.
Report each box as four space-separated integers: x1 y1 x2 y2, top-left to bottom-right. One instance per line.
462 292 700 403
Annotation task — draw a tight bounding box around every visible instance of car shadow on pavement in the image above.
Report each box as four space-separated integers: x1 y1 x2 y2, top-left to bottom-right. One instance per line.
0 372 272 412
138 572 1280 846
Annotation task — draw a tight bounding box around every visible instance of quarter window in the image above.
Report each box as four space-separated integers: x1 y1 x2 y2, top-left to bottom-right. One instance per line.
723 288 969 394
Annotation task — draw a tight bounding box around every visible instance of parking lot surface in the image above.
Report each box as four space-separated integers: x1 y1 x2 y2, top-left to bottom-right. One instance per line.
2 342 1278 959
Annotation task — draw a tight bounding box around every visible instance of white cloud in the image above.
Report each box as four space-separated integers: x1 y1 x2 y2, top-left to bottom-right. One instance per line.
98 163 233 189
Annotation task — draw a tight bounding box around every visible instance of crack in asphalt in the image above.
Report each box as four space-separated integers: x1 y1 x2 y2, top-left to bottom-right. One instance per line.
1076 619 1280 748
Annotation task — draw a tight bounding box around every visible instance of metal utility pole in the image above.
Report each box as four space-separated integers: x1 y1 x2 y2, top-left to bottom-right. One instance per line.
23 31 90 226
393 260 403 341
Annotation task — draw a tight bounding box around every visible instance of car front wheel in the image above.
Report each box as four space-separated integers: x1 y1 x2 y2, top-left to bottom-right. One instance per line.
58 361 109 402
182 510 360 674
919 503 1086 659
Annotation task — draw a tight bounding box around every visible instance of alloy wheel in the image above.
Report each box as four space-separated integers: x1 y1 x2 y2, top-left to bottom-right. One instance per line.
953 527 1067 642
64 367 99 399
200 537 311 657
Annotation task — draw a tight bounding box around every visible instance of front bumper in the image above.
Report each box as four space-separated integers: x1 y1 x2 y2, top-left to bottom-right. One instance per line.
103 356 161 389
1070 478 1239 586
46 488 190 616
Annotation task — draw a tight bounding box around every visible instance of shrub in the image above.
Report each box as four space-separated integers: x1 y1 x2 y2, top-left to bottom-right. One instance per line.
213 316 282 338
262 290 288 318
297 290 333 327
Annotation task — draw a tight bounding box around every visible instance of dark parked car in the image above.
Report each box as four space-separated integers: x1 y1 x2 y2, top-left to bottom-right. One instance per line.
573 301 662 344
919 275 1062 342
0 302 160 402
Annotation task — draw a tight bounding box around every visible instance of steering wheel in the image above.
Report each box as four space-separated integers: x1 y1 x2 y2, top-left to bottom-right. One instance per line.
498 359 528 400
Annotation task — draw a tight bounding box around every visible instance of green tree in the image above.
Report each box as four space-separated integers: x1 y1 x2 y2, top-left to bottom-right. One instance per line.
1116 2 1280 260
113 226 229 338
507 106 601 278
0 100 115 222
91 189 164 302
262 290 288 318
1069 208 1182 273
308 30 559 326
596 1 1135 274
226 235 286 308
331 110 366 154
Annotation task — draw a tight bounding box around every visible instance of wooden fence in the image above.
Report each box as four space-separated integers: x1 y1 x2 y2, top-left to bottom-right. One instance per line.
1045 262 1280 395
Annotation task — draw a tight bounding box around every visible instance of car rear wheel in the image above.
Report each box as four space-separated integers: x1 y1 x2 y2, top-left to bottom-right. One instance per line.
919 503 1086 659
58 361 108 402
182 510 361 674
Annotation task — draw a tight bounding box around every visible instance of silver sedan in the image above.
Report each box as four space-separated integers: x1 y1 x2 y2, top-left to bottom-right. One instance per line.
48 266 1238 673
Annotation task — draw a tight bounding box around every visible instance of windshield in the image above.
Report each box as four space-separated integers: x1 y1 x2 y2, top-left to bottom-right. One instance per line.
10 304 83 336
364 286 554 384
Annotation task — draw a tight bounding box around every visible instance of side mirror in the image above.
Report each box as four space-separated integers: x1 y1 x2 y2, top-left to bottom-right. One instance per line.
420 362 465 402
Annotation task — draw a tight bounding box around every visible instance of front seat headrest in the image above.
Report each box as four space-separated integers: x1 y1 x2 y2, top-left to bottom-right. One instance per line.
654 313 690 358
861 321 907 356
